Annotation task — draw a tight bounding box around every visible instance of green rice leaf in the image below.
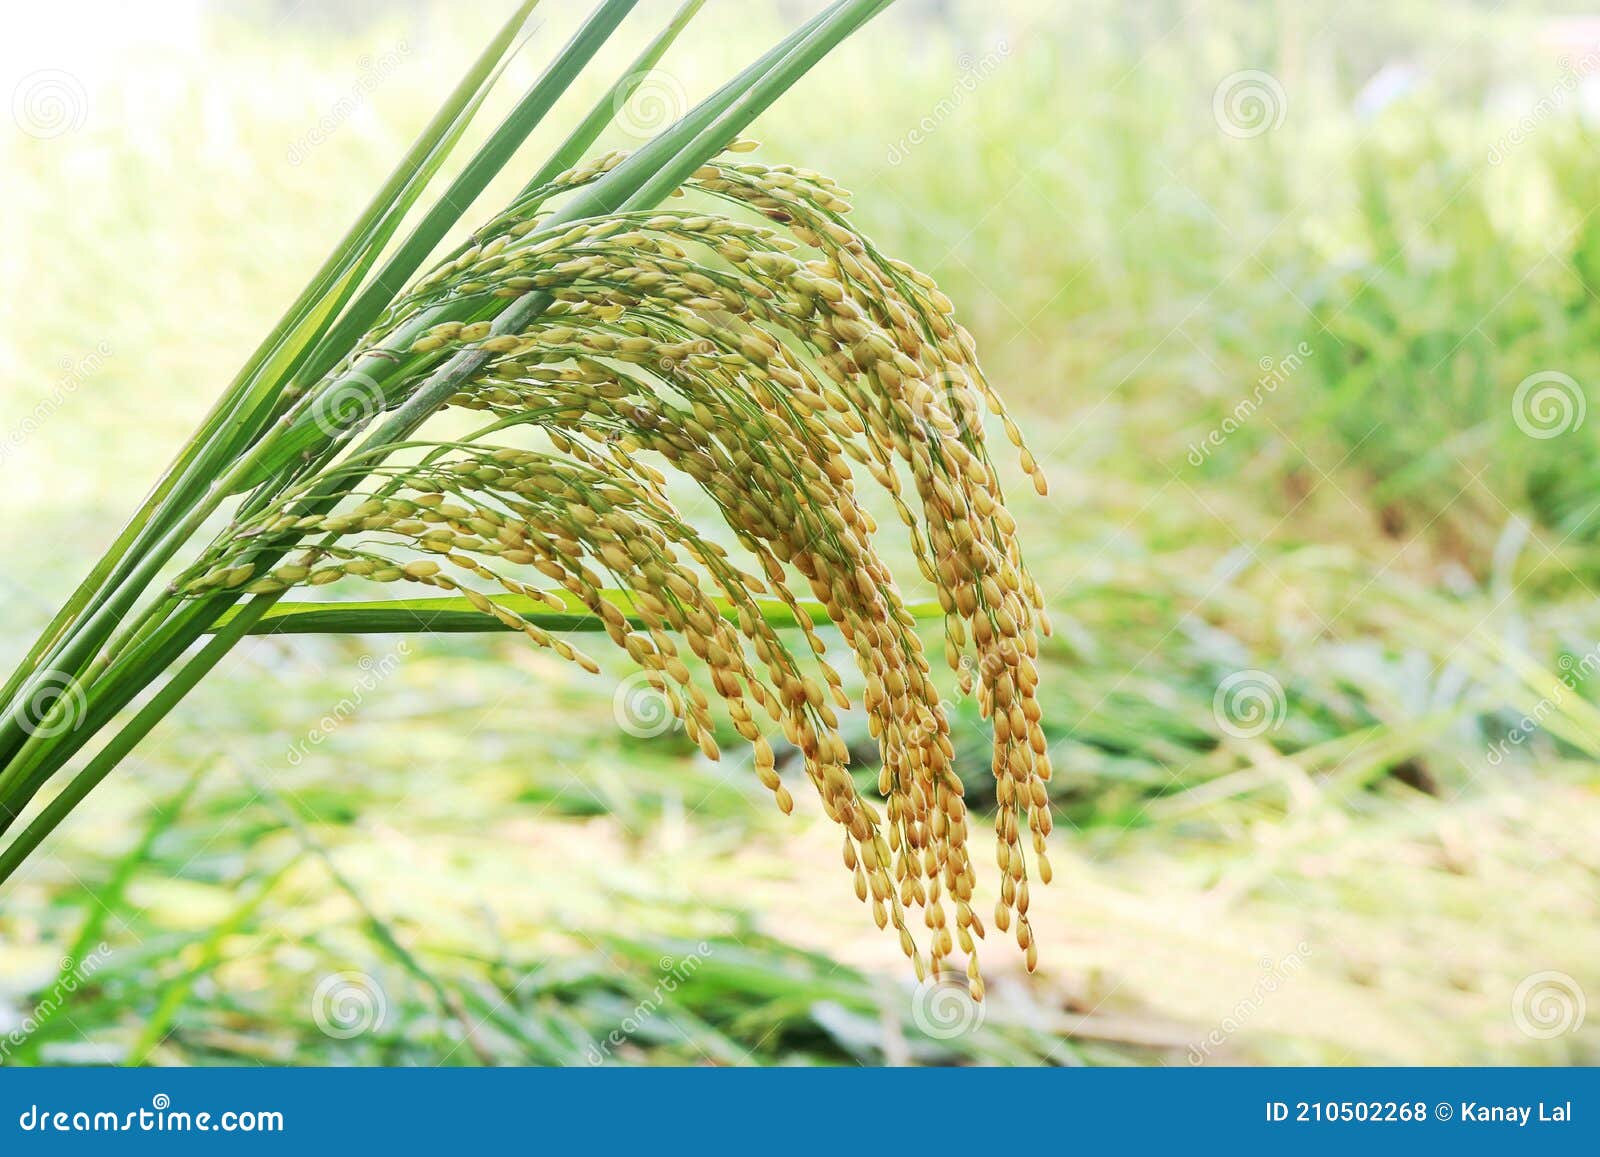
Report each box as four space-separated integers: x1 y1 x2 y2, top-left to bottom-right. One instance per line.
207 593 943 636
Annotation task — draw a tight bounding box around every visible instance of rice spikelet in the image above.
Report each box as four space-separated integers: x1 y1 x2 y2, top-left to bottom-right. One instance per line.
183 144 1050 997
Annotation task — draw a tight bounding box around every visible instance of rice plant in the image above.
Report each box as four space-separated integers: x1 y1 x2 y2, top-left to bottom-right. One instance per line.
0 0 1048 996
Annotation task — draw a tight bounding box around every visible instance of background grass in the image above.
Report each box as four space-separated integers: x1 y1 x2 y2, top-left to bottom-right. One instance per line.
2 0 1599 1065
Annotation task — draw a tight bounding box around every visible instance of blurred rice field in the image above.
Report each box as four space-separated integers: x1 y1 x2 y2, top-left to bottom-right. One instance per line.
2 0 1599 1065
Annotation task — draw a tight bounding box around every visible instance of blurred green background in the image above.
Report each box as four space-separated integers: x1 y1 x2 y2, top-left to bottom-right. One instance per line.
2 0 1599 1065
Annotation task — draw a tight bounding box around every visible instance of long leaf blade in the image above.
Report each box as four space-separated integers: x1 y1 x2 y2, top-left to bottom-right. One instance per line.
206 593 941 635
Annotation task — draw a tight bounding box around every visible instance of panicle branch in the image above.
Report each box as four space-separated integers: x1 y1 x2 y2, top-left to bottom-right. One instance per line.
181 144 1050 995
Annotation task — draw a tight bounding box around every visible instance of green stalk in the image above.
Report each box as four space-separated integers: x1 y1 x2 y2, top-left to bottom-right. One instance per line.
209 592 884 634
0 596 245 826
520 0 707 194
0 0 895 881
292 0 642 394
0 0 641 765
619 0 893 212
0 0 545 757
0 603 267 884
228 1 876 493
81 0 641 682
6 763 208 1061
